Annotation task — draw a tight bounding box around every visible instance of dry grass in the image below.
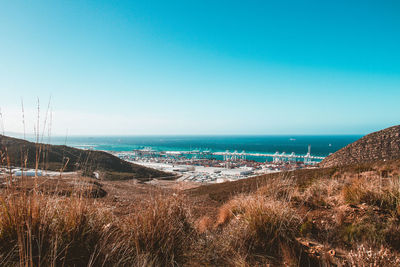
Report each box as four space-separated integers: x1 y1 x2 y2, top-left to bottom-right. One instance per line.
295 177 342 208
0 187 195 267
2 170 400 266
211 191 303 265
196 216 213 233
200 166 400 266
0 190 112 266
237 196 301 257
348 244 400 266
118 195 195 266
342 176 400 213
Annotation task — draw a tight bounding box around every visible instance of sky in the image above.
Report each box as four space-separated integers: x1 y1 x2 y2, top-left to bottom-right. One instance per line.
0 0 399 135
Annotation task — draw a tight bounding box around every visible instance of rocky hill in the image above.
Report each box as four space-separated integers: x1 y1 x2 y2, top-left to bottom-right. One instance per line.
320 125 400 168
0 135 170 181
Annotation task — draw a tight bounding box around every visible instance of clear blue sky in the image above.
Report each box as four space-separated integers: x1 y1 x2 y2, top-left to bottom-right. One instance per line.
0 0 399 135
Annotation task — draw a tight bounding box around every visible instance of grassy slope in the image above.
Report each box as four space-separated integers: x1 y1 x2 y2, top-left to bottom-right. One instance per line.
1 160 400 266
186 162 386 203
0 135 170 180
184 159 400 265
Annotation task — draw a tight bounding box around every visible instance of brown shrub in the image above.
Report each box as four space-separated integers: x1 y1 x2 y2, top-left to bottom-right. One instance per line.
120 194 195 266
294 178 342 208
197 216 213 233
240 197 301 256
342 177 400 212
256 175 296 201
215 195 248 227
215 195 302 263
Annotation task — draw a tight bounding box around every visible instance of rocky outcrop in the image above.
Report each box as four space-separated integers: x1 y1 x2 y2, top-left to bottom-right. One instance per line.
320 125 400 168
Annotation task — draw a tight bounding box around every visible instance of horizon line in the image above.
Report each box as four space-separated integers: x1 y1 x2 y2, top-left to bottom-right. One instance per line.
4 131 366 138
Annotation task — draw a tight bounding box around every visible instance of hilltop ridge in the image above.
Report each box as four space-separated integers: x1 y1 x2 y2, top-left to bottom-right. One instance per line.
320 125 400 168
0 135 170 181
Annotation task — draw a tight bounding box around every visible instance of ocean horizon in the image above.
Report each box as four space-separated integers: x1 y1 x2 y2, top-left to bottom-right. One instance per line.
21 135 363 162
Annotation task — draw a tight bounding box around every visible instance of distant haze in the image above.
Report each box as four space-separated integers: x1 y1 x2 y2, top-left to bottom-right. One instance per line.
0 1 399 135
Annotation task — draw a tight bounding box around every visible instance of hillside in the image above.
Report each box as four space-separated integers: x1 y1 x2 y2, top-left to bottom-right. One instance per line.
2 128 400 265
1 152 400 265
182 159 400 265
0 135 170 181
186 159 400 205
320 125 400 168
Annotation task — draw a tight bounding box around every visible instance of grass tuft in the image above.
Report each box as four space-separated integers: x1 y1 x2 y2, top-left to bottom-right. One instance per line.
0 190 112 266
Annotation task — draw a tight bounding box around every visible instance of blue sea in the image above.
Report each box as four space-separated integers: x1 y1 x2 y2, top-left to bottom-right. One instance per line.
44 135 361 162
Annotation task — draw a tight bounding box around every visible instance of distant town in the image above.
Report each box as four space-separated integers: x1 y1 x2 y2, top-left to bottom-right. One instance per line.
113 146 324 183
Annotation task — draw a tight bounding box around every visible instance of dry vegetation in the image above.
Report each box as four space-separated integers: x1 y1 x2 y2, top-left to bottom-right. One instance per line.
1 140 400 266
0 178 195 266
189 161 400 266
